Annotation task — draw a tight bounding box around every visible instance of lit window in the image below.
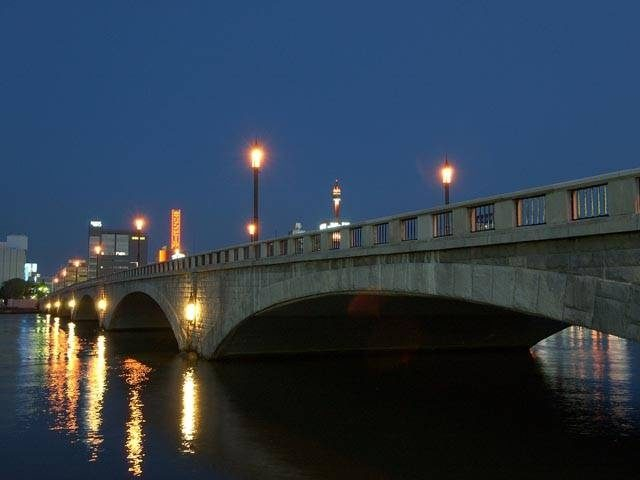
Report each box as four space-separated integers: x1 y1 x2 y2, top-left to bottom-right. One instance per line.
470 204 495 232
374 223 388 244
311 234 321 252
401 217 417 241
433 211 452 237
572 184 608 219
517 196 545 226
279 239 288 255
350 227 362 247
330 231 341 250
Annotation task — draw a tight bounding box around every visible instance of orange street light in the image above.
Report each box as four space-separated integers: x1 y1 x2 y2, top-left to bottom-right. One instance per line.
94 244 103 278
250 143 264 170
134 217 145 231
133 217 145 267
72 259 81 283
247 222 257 242
441 155 454 205
248 140 264 241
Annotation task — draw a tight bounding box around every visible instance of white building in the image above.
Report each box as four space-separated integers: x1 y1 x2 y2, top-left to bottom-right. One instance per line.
0 235 27 284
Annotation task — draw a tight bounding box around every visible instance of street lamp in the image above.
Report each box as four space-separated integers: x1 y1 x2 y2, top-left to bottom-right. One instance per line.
94 244 103 278
249 141 264 242
73 259 81 283
441 154 453 205
185 292 198 323
134 217 145 267
54 299 61 313
62 268 67 287
97 295 107 314
247 222 257 242
53 277 59 292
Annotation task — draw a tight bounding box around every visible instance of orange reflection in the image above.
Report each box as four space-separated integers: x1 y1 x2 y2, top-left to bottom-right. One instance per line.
85 335 107 461
180 367 198 453
122 358 152 477
47 318 67 431
65 323 81 433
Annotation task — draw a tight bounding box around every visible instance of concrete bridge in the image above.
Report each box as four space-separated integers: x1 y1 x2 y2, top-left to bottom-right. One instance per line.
47 169 640 359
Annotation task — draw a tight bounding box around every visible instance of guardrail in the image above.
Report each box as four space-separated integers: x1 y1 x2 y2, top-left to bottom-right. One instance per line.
54 168 640 291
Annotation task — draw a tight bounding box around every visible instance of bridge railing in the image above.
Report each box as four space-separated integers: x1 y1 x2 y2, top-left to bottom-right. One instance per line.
56 168 640 290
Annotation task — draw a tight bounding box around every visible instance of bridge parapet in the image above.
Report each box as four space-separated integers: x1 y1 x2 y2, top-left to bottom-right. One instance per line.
53 168 640 290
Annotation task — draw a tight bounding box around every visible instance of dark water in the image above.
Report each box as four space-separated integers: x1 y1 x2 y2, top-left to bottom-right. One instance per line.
0 314 639 479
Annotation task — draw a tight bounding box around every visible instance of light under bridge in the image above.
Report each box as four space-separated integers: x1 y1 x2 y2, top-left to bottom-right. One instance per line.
47 169 640 359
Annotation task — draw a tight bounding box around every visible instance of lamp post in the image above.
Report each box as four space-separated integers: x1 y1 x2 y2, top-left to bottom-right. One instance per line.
249 141 264 242
134 217 145 267
73 259 80 283
94 245 102 278
53 277 59 292
441 155 453 205
61 268 67 288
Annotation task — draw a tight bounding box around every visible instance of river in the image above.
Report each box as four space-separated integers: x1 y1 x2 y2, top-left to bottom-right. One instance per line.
0 314 638 479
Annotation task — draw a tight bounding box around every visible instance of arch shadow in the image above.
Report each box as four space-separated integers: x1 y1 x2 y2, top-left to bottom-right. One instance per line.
107 291 181 351
214 292 566 359
75 294 99 321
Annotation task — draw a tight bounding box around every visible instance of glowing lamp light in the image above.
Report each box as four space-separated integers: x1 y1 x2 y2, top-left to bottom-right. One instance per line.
185 294 198 323
62 269 67 277
53 277 59 284
68 298 76 310
94 245 102 255
54 300 61 310
250 144 264 169
45 302 52 311
73 259 81 268
134 217 145 231
247 223 257 236
97 297 107 313
441 162 453 185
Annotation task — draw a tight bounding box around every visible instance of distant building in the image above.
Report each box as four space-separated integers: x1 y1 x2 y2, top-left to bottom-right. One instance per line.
24 263 41 283
319 180 350 230
0 235 27 284
53 259 88 290
88 220 148 279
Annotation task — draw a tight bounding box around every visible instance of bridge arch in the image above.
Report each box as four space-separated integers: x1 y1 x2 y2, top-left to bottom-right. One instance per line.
103 283 185 349
205 260 638 359
74 294 99 321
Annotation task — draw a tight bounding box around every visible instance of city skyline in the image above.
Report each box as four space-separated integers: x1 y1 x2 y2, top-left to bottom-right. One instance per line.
2 2 639 273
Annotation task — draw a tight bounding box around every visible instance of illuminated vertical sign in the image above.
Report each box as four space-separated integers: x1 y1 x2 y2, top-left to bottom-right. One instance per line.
171 209 181 252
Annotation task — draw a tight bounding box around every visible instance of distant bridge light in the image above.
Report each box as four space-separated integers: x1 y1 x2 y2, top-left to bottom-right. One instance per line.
97 297 107 313
185 294 198 323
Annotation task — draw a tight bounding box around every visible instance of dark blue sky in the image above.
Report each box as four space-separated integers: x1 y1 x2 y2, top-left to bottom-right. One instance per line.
2 1 639 274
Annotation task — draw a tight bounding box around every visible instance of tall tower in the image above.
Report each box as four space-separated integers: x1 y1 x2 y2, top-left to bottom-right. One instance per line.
332 179 342 221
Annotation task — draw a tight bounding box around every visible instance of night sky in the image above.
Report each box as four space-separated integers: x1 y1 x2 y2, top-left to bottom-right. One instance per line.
2 1 639 274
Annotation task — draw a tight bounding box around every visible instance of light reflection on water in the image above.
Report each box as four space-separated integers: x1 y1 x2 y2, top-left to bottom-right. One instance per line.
6 315 640 478
532 326 637 436
85 335 106 461
181 367 198 454
121 358 152 477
